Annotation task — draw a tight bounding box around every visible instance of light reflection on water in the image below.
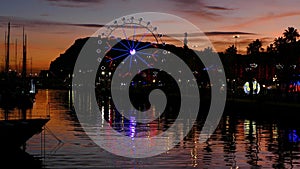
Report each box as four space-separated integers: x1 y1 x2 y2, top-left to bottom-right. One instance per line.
23 89 300 168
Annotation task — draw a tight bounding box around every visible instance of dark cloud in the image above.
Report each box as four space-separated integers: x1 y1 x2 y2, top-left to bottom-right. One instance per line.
69 23 104 28
180 9 221 21
205 31 256 36
165 31 256 37
0 16 147 35
168 0 229 21
0 16 105 28
167 0 216 20
205 6 235 11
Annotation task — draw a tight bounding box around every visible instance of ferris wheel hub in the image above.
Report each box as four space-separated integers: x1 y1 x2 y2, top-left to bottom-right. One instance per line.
129 49 136 55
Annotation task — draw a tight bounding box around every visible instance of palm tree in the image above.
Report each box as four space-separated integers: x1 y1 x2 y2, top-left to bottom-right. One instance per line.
283 27 299 43
247 39 262 55
273 37 287 55
274 37 285 49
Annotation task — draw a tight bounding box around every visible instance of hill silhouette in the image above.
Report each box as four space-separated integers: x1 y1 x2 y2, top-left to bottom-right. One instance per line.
46 36 213 89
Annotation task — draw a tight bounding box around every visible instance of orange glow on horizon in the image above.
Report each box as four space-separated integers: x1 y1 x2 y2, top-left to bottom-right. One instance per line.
0 25 96 73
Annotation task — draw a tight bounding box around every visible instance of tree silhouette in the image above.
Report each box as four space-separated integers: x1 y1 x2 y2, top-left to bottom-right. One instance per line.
225 45 237 56
283 27 299 43
266 44 275 54
273 37 286 52
223 45 238 79
247 39 262 55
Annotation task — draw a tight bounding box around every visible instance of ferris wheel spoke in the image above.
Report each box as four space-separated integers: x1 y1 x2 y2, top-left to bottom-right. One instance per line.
121 27 132 49
132 24 136 48
104 42 112 54
134 29 149 49
136 43 152 51
129 55 133 71
117 40 130 50
107 52 129 62
151 50 159 62
122 54 130 63
132 55 138 66
111 47 128 52
135 53 152 68
136 51 158 57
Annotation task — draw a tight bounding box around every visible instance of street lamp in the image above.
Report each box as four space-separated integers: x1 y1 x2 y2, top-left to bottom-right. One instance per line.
233 35 240 53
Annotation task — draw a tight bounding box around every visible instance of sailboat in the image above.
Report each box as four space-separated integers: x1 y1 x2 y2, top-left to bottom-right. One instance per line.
0 23 36 106
0 22 49 150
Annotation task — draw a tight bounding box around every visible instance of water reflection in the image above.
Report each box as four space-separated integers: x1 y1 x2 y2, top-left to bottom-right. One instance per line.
23 89 300 168
0 101 35 120
221 116 237 168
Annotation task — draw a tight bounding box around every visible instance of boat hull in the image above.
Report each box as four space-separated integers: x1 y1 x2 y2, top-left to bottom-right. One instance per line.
0 118 49 150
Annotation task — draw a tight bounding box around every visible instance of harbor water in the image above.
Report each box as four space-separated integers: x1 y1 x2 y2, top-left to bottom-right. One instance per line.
11 89 300 168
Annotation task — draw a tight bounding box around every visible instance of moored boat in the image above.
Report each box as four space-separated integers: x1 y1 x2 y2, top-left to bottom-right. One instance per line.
0 22 49 150
0 118 49 150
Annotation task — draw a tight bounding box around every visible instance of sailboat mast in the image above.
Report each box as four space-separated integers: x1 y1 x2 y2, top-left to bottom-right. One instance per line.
4 31 6 72
22 27 27 79
30 56 32 76
5 22 10 73
15 39 18 72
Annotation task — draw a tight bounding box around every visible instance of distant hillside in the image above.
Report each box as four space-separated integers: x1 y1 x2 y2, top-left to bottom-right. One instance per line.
47 37 208 85
49 37 89 79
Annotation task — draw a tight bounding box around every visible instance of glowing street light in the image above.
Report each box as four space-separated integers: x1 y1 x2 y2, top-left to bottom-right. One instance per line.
250 63 258 68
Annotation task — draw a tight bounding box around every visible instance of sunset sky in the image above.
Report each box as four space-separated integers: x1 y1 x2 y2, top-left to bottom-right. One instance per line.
0 0 300 73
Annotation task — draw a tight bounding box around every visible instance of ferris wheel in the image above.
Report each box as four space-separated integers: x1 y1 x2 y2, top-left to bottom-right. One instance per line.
97 16 166 78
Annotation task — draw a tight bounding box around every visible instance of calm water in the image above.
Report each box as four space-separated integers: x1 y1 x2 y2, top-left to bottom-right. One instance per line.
19 89 300 168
